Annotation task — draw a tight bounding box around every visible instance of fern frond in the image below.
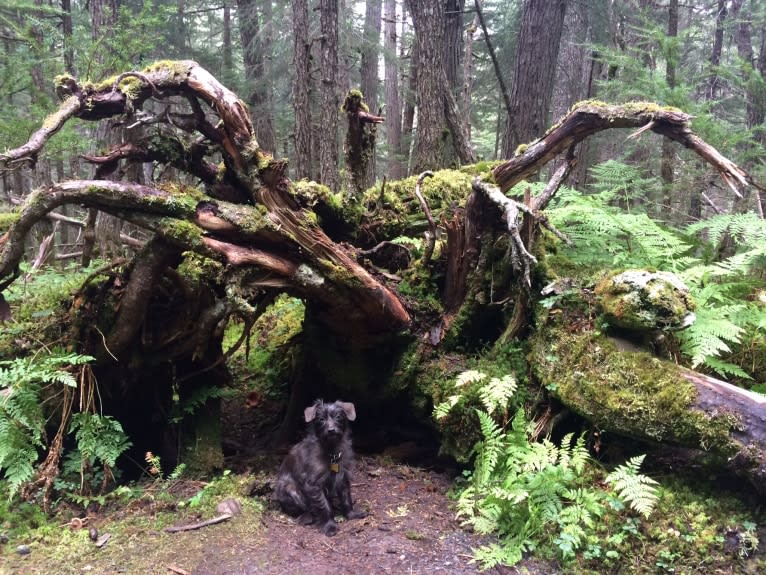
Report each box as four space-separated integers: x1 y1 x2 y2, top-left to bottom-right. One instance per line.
478 374 517 416
455 370 487 387
678 307 744 367
605 455 659 518
433 395 460 420
474 410 505 485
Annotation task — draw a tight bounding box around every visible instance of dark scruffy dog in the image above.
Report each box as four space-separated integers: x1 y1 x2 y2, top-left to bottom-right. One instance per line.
275 400 366 536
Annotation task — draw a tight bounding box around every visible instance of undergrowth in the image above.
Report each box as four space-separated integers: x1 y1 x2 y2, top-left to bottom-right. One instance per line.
434 371 764 572
545 161 766 382
435 371 659 569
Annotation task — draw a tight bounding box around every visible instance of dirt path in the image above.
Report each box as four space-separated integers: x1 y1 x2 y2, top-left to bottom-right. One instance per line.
191 456 554 575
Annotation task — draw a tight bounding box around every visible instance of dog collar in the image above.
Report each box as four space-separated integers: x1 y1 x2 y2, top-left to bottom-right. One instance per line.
330 452 342 473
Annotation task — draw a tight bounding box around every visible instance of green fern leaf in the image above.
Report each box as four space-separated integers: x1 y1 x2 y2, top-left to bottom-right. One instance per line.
606 455 659 518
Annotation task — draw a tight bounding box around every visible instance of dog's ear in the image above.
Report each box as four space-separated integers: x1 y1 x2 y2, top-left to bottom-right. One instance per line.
304 405 318 422
338 402 356 421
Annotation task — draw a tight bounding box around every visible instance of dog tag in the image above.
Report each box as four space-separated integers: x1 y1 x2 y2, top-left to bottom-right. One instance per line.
330 462 340 473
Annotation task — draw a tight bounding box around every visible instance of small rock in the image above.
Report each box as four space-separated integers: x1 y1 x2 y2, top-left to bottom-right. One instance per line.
216 498 242 516
16 544 31 555
95 533 111 548
88 527 98 541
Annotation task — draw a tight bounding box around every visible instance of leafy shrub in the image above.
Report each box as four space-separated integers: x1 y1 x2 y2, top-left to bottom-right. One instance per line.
435 371 659 569
0 351 131 499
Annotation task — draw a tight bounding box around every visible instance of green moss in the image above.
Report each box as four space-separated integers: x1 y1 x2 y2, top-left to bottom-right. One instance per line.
362 169 474 239
141 59 193 81
0 211 20 233
595 270 695 331
155 219 204 247
529 327 739 454
514 143 528 156
177 252 224 285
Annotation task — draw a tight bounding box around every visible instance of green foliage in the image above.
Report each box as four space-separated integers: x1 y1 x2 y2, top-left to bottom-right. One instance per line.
604 455 659 518
0 351 94 495
0 260 111 358
677 214 766 377
438 371 659 569
69 413 131 468
547 165 766 379
547 176 692 272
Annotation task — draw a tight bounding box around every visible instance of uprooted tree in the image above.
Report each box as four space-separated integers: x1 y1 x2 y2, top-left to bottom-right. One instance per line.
1 61 765 497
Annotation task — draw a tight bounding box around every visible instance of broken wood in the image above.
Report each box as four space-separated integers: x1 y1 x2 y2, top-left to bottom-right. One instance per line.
163 513 233 533
492 102 755 199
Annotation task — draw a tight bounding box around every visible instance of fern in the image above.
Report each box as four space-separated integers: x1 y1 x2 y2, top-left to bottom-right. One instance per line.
548 186 692 270
0 351 94 496
605 455 659 518
686 212 766 247
479 375 517 416
473 410 505 486
70 413 131 468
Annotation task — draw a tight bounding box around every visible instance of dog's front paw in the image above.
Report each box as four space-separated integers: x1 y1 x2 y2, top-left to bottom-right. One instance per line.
347 509 367 520
321 520 339 536
297 512 315 525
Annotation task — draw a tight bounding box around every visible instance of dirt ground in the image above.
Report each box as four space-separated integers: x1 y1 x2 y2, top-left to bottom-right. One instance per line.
190 454 555 575
3 453 556 575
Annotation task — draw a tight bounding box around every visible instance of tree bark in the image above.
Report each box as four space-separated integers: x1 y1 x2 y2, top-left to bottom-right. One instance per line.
408 0 446 173
707 0 727 101
319 0 341 192
60 0 75 75
660 0 678 220
501 0 568 159
360 0 382 189
239 0 277 153
292 0 312 179
384 0 403 179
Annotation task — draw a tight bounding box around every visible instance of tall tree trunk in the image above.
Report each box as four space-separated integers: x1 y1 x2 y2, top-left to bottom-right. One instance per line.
707 0 727 101
660 0 678 220
360 0 382 189
319 0 340 192
60 0 75 75
223 2 233 83
501 0 568 159
475 0 512 122
463 11 479 138
384 0 403 179
239 0 277 153
292 0 312 179
444 0 465 89
402 28 417 173
408 0 446 173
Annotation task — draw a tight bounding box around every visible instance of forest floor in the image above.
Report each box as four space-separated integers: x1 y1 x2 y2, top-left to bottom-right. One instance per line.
0 452 556 575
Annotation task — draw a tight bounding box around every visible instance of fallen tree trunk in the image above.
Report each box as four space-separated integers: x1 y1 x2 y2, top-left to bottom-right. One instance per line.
529 325 766 492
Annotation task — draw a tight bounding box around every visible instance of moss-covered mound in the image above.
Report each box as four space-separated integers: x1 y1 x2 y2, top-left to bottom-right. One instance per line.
529 327 738 454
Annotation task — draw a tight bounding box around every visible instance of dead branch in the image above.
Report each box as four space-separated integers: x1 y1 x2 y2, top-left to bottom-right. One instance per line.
413 171 437 264
493 102 755 200
163 513 233 533
0 96 81 167
472 178 537 287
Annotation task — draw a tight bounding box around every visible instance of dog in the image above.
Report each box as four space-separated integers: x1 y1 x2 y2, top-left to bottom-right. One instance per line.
275 400 366 536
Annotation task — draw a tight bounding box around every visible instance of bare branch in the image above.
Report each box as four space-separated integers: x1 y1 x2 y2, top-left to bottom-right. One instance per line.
413 171 437 264
0 96 81 167
472 177 537 287
493 102 756 201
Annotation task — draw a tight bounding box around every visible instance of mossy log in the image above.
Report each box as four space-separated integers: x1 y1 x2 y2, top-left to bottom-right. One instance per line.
530 327 766 493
